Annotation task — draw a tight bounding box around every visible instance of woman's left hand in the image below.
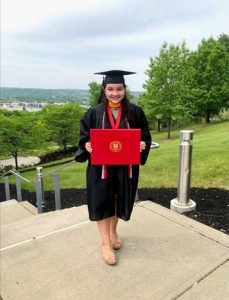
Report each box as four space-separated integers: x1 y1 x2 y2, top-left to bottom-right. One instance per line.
140 141 146 152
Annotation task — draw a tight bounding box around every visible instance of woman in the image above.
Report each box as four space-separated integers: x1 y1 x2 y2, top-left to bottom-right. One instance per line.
75 70 151 266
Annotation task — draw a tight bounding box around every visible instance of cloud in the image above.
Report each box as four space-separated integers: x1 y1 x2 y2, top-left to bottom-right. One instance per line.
2 0 229 90
13 0 211 43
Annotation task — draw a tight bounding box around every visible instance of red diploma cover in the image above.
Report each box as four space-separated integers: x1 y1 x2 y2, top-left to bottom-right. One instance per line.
90 129 141 165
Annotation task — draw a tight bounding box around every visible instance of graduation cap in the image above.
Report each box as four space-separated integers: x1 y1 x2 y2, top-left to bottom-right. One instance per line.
94 70 136 85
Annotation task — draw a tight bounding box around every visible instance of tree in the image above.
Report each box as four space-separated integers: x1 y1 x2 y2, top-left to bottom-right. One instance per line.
88 81 101 107
188 35 229 123
0 111 47 169
218 33 229 52
42 103 84 150
139 42 190 139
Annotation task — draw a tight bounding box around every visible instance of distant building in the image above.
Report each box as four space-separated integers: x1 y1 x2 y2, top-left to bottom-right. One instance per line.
0 102 63 111
0 101 89 111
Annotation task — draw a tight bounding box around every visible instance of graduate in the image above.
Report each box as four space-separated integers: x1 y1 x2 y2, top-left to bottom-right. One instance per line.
75 70 151 265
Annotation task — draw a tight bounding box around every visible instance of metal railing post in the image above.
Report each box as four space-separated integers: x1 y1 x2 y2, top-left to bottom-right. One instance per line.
36 167 44 213
135 189 139 201
53 173 61 210
4 176 10 200
170 130 196 213
16 172 22 201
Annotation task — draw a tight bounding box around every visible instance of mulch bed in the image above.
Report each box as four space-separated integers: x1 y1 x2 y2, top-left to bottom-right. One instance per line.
0 184 228 234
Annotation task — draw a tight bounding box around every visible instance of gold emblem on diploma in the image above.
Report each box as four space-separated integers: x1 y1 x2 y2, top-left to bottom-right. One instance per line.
109 141 122 152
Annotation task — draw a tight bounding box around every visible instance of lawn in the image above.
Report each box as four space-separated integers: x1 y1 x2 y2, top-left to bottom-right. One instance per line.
140 120 229 189
1 120 228 192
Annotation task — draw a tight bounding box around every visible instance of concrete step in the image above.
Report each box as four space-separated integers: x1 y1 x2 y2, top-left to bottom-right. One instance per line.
0 199 37 226
1 201 229 300
1 204 89 249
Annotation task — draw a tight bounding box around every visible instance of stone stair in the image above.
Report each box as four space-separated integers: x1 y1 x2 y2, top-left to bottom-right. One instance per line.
0 199 37 226
1 199 89 249
1 199 229 300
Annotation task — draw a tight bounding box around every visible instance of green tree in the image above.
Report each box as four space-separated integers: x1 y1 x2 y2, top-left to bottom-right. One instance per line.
139 42 190 139
88 81 101 107
0 111 47 169
218 33 229 52
42 103 84 150
188 35 229 123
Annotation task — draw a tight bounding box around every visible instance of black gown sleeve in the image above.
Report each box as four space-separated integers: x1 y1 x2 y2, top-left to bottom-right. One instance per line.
135 106 152 165
75 108 92 163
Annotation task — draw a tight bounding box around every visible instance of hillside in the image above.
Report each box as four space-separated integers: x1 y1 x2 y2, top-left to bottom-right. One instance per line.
1 120 228 191
0 87 141 103
139 120 229 189
0 87 90 103
0 121 228 234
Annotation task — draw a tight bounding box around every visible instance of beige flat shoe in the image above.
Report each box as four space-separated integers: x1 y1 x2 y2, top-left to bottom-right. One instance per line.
102 248 117 266
110 236 122 250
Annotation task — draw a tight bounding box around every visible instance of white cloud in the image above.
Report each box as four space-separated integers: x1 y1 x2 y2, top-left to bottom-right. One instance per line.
2 0 229 90
2 0 113 31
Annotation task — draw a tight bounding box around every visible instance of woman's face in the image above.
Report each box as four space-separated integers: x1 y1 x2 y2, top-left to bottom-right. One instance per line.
104 83 126 104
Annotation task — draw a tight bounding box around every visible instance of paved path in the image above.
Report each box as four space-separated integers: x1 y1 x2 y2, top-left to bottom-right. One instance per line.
1 200 229 300
0 156 40 168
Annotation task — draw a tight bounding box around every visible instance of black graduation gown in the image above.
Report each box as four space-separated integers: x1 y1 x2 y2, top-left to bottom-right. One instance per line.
75 103 151 221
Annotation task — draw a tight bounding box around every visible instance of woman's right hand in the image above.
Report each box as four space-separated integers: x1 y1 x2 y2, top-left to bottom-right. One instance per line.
85 142 92 153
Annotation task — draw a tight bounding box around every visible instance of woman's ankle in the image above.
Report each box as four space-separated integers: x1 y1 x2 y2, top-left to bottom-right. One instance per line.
102 242 113 250
110 232 118 238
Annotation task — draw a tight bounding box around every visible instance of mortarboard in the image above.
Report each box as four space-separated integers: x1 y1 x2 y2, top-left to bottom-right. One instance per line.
94 70 136 85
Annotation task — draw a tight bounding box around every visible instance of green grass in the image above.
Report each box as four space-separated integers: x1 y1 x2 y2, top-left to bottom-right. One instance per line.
140 120 229 188
1 120 228 191
1 160 87 192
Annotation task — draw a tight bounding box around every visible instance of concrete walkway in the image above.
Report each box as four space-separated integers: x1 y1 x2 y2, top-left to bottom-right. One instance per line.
0 156 40 168
1 200 229 300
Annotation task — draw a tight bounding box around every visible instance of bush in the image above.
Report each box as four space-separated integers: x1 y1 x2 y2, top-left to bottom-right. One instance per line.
0 164 14 176
39 146 78 163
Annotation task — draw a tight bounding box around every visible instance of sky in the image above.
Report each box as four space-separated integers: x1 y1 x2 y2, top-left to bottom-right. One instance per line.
1 0 229 91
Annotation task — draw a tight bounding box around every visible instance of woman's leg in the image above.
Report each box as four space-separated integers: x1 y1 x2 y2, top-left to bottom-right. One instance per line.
110 216 119 236
97 218 112 249
97 218 116 265
110 216 122 250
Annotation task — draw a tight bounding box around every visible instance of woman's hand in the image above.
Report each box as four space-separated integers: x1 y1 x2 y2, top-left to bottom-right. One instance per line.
85 142 92 153
140 141 146 152
86 141 145 153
